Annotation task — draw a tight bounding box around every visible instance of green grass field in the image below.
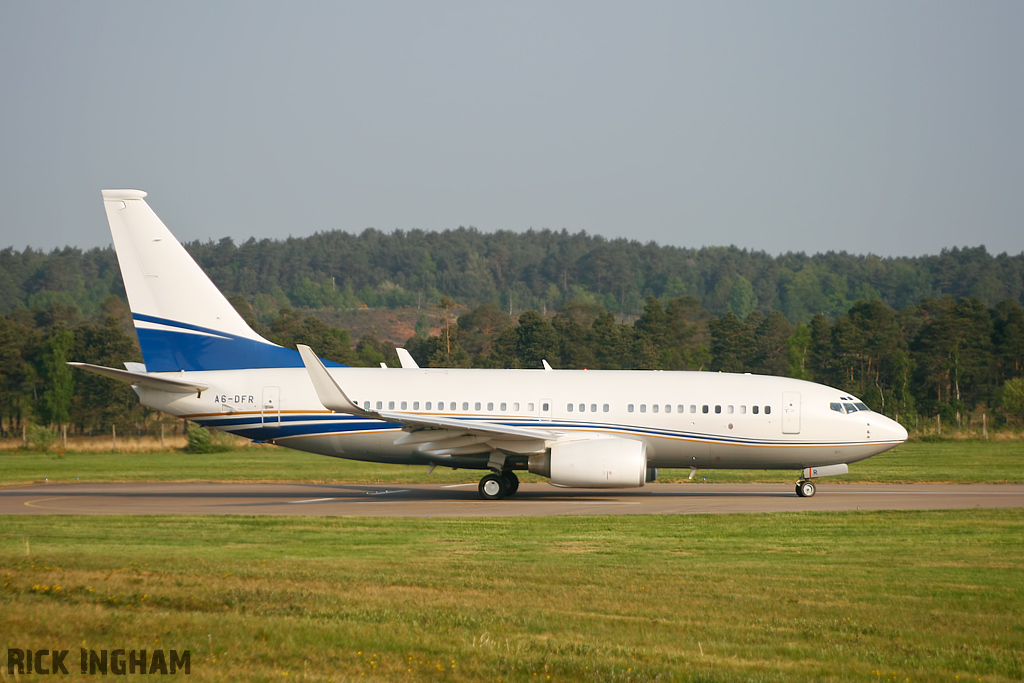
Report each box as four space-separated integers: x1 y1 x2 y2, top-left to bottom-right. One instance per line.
2 511 1022 682
1 440 1022 487
3 441 1022 680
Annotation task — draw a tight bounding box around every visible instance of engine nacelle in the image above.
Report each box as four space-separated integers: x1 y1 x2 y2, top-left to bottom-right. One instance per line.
529 437 647 488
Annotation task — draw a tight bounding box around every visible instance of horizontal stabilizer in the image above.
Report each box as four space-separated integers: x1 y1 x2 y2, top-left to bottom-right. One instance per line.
68 362 208 394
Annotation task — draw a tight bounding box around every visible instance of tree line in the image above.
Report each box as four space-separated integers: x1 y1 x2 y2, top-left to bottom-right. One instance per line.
401 295 1024 432
3 292 1024 440
3 229 1023 322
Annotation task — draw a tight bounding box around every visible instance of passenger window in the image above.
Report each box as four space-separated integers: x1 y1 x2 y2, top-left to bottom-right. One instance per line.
567 403 574 412
413 401 419 410
401 401 407 410
727 405 734 414
678 405 684 413
591 404 597 413
487 402 494 411
690 405 696 413
603 404 609 412
388 401 395 410
462 402 469 411
474 402 481 411
577 403 583 412
702 405 709 414
426 401 432 410
665 405 671 413
740 405 747 414
640 404 647 413
753 405 759 415
514 402 520 411
376 401 383 410
363 401 370 410
500 402 507 411
628 404 635 413
529 402 536 411
765 405 771 415
652 404 659 413
715 405 722 414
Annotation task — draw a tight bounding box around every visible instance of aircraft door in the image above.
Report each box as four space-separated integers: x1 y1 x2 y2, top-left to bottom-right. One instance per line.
262 386 281 427
782 392 800 434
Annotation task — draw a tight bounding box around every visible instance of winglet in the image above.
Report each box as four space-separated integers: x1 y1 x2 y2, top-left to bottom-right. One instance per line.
297 344 372 416
542 359 553 371
396 348 419 369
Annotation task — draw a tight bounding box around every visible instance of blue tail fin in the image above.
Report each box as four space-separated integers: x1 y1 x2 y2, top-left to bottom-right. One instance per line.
102 190 335 372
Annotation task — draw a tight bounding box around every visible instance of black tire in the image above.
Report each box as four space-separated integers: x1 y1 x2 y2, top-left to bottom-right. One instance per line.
479 473 508 500
797 481 816 498
503 471 520 496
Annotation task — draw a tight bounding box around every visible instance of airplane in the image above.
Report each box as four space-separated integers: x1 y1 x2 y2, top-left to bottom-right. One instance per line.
71 189 908 500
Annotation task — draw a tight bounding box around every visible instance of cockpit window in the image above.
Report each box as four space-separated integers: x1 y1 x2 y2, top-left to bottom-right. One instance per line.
833 399 872 413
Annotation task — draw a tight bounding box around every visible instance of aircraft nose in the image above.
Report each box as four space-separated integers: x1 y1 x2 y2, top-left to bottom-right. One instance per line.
875 415 908 443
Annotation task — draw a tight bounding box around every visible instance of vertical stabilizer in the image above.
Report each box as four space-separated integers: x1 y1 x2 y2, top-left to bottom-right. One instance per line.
102 190 314 372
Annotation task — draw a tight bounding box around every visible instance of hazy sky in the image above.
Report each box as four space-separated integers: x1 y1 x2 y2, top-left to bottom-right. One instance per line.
2 1 1021 257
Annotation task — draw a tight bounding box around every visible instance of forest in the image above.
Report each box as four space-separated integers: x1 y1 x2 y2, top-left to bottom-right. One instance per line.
3 228 1023 322
1 227 1023 439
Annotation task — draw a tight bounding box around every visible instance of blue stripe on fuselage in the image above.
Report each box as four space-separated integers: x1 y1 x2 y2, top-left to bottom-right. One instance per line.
194 412 876 448
132 313 344 371
193 416 393 441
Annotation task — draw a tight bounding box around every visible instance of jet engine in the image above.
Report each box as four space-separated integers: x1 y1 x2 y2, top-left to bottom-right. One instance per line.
528 437 647 488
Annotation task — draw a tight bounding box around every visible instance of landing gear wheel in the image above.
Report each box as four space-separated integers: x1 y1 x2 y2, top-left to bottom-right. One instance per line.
479 473 508 500
796 480 816 498
503 471 520 496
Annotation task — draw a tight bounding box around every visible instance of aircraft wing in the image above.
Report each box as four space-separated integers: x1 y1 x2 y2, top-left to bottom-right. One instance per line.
377 411 556 441
68 362 209 394
296 345 558 445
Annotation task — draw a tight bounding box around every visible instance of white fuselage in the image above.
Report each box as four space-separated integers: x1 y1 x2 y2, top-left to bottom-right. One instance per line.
138 366 907 471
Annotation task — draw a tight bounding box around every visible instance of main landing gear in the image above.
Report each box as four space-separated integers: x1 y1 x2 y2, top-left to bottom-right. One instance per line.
478 471 520 500
795 480 816 498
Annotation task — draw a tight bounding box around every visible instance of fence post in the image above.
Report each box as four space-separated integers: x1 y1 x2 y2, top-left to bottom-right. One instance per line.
160 423 165 449
937 414 941 436
983 413 988 440
112 424 117 452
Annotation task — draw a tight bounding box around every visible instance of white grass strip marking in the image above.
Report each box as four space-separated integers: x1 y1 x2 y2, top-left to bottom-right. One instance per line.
442 483 477 488
289 497 337 504
366 489 411 496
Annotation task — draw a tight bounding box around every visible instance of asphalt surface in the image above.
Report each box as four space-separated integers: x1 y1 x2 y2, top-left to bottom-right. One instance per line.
1 482 1022 516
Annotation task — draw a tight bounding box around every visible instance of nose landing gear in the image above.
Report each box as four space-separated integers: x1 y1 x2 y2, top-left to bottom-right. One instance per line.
795 480 816 498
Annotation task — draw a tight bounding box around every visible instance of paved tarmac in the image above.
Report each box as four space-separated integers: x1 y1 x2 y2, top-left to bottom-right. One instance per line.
1 482 1022 516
